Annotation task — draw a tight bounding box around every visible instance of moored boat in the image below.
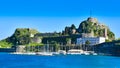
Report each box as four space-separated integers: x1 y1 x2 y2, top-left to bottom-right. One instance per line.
58 50 66 55
36 52 53 56
67 49 84 55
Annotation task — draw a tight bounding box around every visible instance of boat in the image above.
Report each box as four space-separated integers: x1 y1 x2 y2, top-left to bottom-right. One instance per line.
24 52 36 55
89 51 98 55
67 49 84 55
92 53 97 55
83 51 90 55
83 51 98 55
11 52 36 55
36 52 53 56
52 52 60 55
58 50 66 55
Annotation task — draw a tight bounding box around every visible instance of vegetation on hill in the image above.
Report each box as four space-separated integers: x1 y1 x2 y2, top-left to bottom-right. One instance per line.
62 24 77 35
0 40 12 48
0 17 116 48
6 28 39 45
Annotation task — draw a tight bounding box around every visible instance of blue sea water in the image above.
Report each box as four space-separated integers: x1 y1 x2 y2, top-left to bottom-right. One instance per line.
0 53 120 68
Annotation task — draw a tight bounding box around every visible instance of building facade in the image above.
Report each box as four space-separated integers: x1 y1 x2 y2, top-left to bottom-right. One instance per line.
76 37 105 46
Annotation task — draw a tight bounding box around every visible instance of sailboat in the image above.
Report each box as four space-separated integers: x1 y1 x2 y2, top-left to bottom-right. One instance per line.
36 43 53 56
58 45 66 55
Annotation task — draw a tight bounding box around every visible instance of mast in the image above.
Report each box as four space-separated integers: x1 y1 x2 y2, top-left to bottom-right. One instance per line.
90 10 92 17
47 40 49 52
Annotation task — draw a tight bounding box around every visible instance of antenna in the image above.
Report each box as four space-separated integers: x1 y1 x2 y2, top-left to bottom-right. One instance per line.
90 10 92 17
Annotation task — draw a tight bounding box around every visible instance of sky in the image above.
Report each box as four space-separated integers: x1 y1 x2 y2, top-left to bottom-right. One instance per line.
0 0 120 40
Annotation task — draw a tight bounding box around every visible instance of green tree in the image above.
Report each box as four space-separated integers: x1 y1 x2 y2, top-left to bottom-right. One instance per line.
66 38 71 44
85 40 91 45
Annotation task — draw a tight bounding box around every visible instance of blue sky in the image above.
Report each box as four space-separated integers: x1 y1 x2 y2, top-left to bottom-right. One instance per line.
0 0 120 40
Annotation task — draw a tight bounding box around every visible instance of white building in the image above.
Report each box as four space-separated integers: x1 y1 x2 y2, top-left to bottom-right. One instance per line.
76 37 105 46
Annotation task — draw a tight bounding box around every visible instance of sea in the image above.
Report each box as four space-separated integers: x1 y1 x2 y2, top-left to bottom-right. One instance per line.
0 53 120 68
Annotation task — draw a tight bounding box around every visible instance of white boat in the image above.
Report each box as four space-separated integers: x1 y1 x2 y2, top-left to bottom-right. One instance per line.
10 52 23 55
86 51 98 55
58 50 66 55
83 51 90 55
67 49 84 55
90 51 98 55
93 53 97 55
24 52 36 55
11 52 36 55
36 52 53 56
52 52 60 55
